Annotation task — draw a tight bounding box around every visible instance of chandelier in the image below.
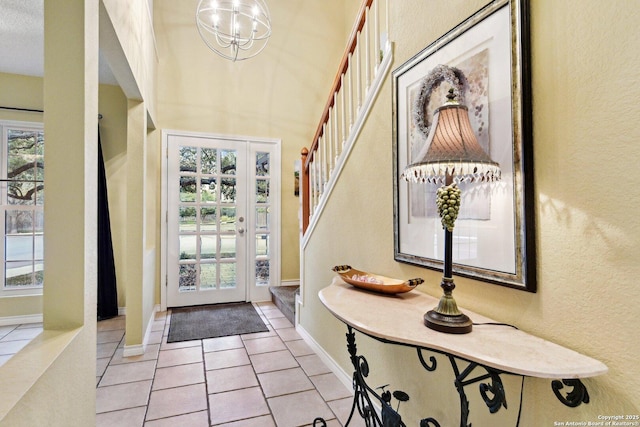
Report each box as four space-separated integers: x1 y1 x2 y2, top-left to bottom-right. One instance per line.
196 0 272 62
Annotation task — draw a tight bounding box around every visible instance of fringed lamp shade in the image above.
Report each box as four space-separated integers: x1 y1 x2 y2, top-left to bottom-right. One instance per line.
402 99 501 185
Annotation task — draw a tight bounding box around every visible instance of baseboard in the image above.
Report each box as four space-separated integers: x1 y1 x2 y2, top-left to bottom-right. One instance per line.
123 304 160 357
295 323 353 393
0 313 43 326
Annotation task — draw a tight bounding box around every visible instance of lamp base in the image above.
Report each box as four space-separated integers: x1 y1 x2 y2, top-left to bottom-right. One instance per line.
424 310 472 334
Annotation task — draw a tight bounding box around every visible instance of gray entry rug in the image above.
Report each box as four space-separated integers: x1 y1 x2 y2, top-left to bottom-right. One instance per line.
167 302 268 343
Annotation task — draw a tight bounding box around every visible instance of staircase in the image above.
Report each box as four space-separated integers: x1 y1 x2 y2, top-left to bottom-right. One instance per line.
269 286 299 324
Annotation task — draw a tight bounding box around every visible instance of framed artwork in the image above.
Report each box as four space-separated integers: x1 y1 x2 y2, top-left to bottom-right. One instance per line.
392 0 536 291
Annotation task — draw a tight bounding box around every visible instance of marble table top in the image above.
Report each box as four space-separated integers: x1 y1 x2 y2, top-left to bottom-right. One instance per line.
319 278 608 379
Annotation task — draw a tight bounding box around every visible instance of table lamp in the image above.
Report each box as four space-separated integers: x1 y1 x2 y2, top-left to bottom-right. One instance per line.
402 88 501 334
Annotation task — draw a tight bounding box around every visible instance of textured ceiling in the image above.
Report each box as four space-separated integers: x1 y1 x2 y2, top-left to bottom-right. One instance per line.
0 0 118 85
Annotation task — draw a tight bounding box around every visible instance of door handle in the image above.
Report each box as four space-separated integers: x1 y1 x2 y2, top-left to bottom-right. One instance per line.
237 227 245 234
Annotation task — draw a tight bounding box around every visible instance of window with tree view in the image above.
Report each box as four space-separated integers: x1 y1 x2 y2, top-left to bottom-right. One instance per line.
0 123 44 293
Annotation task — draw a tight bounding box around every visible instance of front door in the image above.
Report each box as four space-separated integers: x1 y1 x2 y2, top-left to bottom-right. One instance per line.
166 132 280 307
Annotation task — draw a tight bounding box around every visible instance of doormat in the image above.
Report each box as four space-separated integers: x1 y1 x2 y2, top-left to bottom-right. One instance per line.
167 302 268 343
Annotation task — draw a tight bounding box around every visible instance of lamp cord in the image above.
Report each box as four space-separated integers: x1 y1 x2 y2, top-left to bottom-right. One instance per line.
472 322 519 329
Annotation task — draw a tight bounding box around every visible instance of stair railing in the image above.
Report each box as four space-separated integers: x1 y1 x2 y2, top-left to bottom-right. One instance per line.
300 0 392 237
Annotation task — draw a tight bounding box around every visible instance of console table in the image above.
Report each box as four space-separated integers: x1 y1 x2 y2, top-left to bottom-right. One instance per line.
314 278 608 427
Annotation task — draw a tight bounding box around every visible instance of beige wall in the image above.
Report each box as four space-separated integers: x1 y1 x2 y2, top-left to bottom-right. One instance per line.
0 77 129 316
1 0 157 423
300 0 640 425
154 0 355 281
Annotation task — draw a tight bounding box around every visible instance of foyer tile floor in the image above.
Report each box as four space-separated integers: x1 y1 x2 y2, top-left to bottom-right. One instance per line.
96 302 364 427
0 322 44 367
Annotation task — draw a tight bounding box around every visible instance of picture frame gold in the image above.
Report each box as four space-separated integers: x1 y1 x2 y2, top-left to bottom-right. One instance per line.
392 0 536 291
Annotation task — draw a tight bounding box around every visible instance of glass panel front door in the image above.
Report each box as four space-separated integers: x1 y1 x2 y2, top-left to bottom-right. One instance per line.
167 135 247 306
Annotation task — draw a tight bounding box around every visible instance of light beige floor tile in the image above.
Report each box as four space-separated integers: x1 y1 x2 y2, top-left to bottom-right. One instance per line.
97 341 119 358
203 335 243 352
95 406 146 427
146 383 208 421
268 317 293 330
157 345 203 368
204 347 250 370
0 325 16 339
144 410 210 427
327 397 367 427
243 336 286 355
208 387 270 425
297 354 332 376
0 327 42 341
286 339 314 356
249 349 298 373
276 327 302 342
97 316 126 332
151 319 166 332
96 357 110 377
109 343 160 365
160 336 202 350
206 365 259 394
268 390 335 427
222 415 276 427
310 373 353 401
262 309 285 319
0 340 30 355
147 330 163 345
97 329 125 344
155 311 168 320
257 367 314 398
96 380 152 414
240 328 277 340
99 359 156 387
152 362 205 390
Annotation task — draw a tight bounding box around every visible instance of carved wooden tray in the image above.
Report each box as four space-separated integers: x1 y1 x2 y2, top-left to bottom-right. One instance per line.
332 265 423 294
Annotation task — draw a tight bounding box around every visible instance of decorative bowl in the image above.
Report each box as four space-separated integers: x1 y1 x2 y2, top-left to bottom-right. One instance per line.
332 265 423 294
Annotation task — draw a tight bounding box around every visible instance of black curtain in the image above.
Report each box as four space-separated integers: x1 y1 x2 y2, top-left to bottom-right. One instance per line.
97 128 118 320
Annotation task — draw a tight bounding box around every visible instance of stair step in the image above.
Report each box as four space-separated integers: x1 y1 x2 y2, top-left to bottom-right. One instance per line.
269 285 299 324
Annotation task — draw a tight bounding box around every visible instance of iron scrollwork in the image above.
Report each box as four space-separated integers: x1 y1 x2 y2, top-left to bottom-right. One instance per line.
551 379 590 408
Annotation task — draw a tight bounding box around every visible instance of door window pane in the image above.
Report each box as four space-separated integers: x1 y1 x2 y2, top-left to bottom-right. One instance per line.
220 177 236 203
179 235 197 259
201 148 217 174
220 262 236 288
179 146 197 172
179 207 197 233
256 179 269 203
220 207 236 232
256 260 269 286
220 235 236 259
200 263 216 289
180 176 196 202
201 235 217 259
256 152 269 176
256 207 269 231
200 178 217 203
200 207 217 232
179 263 197 292
256 234 269 256
220 150 236 175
